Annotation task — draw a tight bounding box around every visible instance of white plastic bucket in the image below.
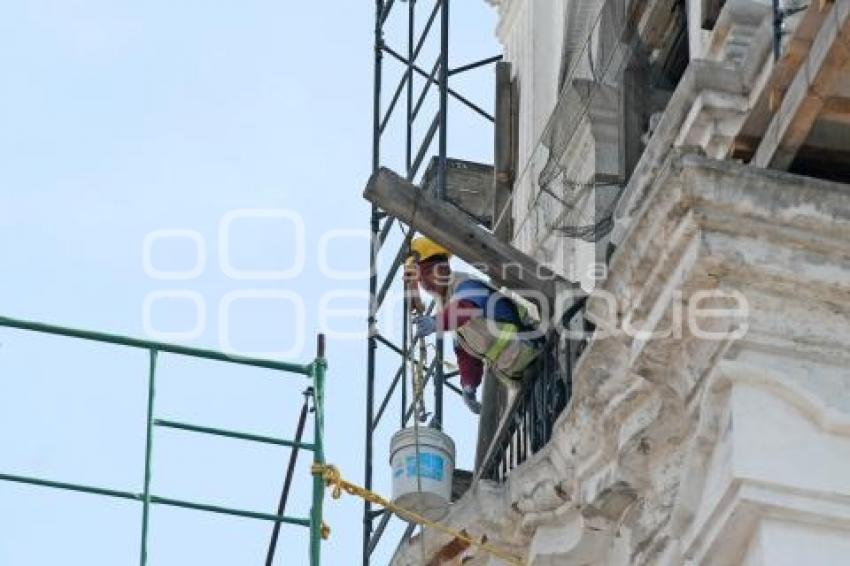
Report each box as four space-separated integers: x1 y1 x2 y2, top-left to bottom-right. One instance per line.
389 426 456 521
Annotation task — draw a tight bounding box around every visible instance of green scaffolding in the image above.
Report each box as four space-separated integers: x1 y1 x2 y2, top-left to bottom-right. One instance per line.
0 315 326 566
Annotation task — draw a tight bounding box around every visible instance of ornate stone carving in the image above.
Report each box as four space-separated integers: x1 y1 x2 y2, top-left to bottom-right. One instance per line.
394 154 850 565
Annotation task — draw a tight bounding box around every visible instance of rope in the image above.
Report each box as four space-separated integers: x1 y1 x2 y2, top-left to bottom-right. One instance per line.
414 331 428 423
311 463 523 565
413 336 425 566
410 313 424 492
405 283 428 563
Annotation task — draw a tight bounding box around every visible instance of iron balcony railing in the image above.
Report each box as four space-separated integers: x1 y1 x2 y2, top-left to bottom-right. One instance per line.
0 315 327 566
477 303 590 482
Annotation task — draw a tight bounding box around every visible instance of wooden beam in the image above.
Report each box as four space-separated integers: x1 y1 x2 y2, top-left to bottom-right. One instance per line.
363 167 576 301
475 368 509 472
422 157 494 227
731 1 830 157
492 61 515 243
822 95 850 120
730 134 761 161
753 0 850 169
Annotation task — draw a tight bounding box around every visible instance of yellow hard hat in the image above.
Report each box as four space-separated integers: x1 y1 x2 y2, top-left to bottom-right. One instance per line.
407 236 451 265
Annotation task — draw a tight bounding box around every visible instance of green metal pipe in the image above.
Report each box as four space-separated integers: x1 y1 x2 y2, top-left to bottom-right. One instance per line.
150 495 311 526
154 419 315 450
309 335 327 566
0 472 141 501
0 472 310 527
140 349 157 566
0 319 327 563
0 315 311 375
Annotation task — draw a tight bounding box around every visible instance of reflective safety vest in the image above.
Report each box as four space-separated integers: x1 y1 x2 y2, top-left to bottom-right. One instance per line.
447 274 542 385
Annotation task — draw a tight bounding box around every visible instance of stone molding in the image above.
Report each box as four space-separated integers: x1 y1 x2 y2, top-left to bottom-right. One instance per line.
678 360 850 564
485 0 525 47
613 0 776 245
393 155 850 565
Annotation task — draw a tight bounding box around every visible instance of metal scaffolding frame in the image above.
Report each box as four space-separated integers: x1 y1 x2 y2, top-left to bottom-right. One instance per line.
0 316 327 566
364 1 499 564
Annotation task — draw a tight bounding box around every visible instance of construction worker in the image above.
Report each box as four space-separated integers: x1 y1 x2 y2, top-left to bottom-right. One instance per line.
403 236 542 414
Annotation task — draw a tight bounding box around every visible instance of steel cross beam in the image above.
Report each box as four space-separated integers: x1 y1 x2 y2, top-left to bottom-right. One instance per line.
363 0 501 563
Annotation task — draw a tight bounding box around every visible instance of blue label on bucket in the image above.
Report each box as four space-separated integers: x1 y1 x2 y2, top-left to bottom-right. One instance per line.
405 452 444 481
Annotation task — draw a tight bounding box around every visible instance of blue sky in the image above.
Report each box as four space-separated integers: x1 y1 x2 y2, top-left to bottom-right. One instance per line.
0 2 498 565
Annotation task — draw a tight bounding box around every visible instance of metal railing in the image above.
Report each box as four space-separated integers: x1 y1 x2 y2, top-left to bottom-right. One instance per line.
477 304 590 482
0 315 327 566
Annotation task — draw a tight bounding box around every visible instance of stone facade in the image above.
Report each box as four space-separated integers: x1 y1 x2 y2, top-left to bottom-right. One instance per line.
393 0 850 564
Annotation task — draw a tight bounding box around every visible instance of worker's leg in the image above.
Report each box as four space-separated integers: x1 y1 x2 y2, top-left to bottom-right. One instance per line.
454 342 483 414
455 343 483 389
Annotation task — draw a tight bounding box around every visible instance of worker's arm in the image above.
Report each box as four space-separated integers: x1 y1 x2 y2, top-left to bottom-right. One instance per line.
411 298 479 339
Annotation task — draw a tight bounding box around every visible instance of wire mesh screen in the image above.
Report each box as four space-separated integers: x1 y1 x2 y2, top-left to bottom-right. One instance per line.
536 0 634 244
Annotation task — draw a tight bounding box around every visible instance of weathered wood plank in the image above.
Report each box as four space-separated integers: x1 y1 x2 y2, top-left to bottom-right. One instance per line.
493 61 515 243
475 368 509 471
363 167 576 301
421 157 494 227
753 0 850 169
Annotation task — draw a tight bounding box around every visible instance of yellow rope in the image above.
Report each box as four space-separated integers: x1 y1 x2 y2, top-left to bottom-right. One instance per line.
412 316 424 502
311 463 523 565
415 334 427 420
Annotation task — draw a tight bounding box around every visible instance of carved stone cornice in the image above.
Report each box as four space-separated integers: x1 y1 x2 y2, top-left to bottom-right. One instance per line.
393 154 850 565
484 0 524 46
613 0 778 245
